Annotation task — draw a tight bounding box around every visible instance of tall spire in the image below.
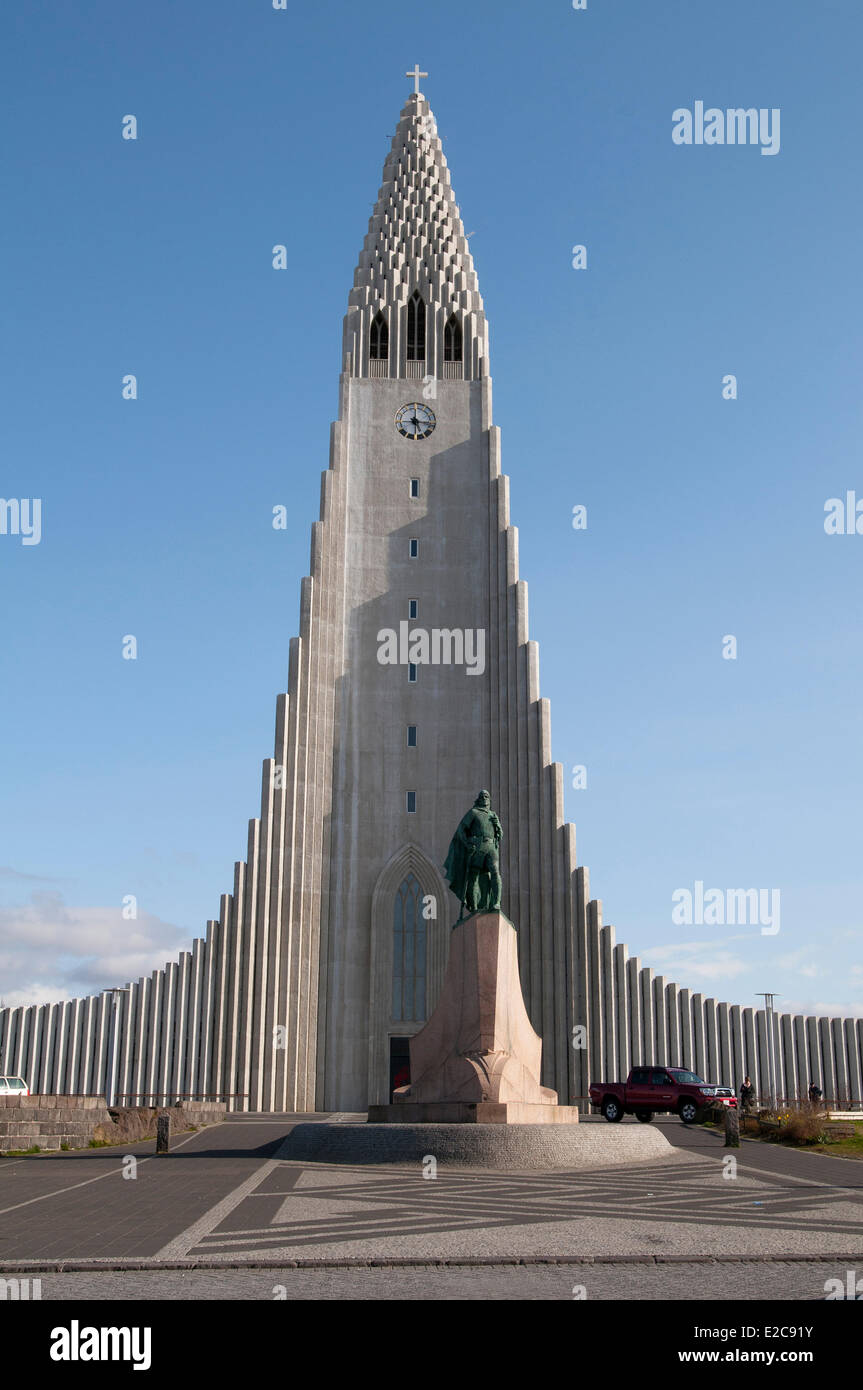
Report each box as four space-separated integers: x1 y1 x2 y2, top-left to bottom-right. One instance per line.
343 90 487 380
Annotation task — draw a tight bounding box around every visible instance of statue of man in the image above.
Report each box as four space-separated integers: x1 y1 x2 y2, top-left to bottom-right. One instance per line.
443 790 503 920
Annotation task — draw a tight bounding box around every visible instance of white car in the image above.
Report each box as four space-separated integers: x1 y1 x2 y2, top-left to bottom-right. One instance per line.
0 1076 30 1096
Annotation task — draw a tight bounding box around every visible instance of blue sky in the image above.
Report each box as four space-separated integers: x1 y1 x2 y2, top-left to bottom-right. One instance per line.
1 0 861 1018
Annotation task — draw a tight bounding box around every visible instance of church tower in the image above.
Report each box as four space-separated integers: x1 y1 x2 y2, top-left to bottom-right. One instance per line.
309 81 588 1109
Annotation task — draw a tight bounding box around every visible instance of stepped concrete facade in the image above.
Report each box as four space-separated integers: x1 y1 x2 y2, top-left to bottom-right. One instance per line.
2 88 861 1114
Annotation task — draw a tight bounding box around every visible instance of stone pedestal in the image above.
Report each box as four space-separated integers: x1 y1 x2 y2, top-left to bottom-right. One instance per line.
372 910 578 1124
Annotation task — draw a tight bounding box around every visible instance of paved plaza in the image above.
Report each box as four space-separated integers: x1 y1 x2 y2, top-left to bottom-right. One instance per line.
1 1115 861 1298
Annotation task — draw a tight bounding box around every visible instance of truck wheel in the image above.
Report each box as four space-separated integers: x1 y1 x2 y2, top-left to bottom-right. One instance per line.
602 1097 623 1123
635 1110 653 1123
678 1099 699 1124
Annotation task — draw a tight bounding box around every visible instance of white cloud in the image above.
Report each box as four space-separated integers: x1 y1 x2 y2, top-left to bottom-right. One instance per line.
638 937 750 984
0 891 192 1008
775 947 820 978
0 866 64 883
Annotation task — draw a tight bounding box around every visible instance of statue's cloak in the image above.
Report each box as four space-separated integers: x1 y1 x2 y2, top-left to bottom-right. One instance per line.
443 812 475 902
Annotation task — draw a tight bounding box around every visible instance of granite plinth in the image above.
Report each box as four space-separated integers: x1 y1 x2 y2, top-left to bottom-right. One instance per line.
394 909 564 1113
369 1102 580 1124
278 1121 674 1169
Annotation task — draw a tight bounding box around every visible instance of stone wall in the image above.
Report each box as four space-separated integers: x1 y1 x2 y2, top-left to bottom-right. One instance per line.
0 1096 226 1152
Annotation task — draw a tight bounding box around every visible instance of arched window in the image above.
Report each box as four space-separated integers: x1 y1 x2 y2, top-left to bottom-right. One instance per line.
370 311 388 361
406 291 426 361
392 873 426 1021
444 314 463 363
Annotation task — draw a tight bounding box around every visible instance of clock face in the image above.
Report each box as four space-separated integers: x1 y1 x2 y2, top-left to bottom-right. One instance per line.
395 402 436 440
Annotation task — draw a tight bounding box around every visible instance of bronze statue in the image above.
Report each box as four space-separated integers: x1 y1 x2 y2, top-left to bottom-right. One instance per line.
444 789 503 920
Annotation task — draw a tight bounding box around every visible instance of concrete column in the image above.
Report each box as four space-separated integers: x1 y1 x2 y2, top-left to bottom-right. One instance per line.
80 996 97 1096
199 922 219 1101
806 1017 821 1092
743 1008 757 1095
755 1011 771 1103
159 963 178 1103
678 988 693 1069
237 823 261 1112
95 993 113 1100
792 1016 808 1102
117 984 137 1105
586 899 603 1088
223 863 246 1110
640 967 655 1066
38 1003 58 1095
28 1004 46 1092
145 972 163 1105
728 1006 744 1089
54 1002 70 1096
5 1008 17 1077
780 1014 796 1105
67 999 84 1095
51 1001 66 1093
832 1019 848 1108
12 1006 29 1078
665 982 680 1066
131 978 150 1105
614 943 629 1081
704 998 718 1081
692 994 706 1077
550 784 571 1106
717 1002 732 1087
560 827 580 1106
173 953 192 1101
212 892 234 1106
188 941 205 1102
653 977 667 1065
845 1018 862 1105
626 956 642 1068
819 1017 836 1103
572 861 592 1100
599 924 616 1083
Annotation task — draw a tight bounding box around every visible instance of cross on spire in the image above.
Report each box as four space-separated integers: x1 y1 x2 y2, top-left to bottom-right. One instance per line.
406 64 428 95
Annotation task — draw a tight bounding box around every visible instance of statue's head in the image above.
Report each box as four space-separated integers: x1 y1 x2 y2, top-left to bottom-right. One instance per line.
474 789 491 808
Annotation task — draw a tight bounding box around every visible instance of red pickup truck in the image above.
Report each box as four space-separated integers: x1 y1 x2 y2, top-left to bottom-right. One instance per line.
589 1066 737 1124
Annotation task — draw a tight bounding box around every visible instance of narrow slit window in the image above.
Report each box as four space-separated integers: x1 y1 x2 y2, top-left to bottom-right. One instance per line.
406 791 417 813
408 663 417 683
410 478 419 498
409 538 418 558
409 599 418 619
407 725 417 747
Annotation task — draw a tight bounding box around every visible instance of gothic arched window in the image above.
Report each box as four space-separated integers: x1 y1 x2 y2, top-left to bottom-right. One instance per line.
392 873 426 1021
370 311 388 361
406 292 426 361
444 314 463 363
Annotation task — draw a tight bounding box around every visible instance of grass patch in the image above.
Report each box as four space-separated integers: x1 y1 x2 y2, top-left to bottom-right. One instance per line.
809 1124 863 1160
740 1111 863 1156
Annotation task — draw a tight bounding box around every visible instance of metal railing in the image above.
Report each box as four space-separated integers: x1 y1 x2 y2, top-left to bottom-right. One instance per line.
115 1093 248 1105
